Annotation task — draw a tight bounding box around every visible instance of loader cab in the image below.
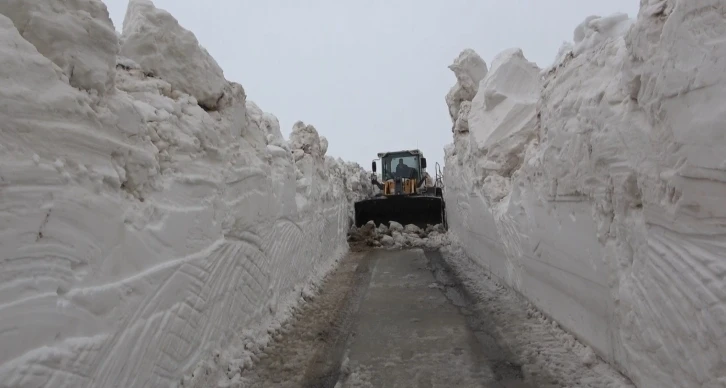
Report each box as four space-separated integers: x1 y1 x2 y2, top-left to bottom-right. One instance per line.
373 150 427 182
359 149 445 229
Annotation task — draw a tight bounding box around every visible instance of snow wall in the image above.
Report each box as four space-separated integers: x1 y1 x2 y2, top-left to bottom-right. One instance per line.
0 1 371 387
444 2 726 387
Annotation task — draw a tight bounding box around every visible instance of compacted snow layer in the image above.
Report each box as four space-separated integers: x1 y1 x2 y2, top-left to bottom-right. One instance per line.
0 1 370 387
444 2 726 387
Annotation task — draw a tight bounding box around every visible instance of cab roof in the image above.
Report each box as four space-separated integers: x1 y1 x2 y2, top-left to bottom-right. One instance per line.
376 149 422 158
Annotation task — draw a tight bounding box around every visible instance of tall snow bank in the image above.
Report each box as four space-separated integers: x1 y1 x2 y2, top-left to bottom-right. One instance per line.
444 2 726 387
0 1 368 387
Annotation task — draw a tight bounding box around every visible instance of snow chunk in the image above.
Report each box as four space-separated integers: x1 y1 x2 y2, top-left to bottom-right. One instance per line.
319 136 329 156
289 121 322 158
544 13 634 74
0 0 118 95
469 48 539 152
572 13 633 56
391 231 407 246
453 101 471 133
469 48 540 202
388 221 404 233
116 55 141 70
252 102 286 151
447 47 540 209
120 0 227 110
403 224 421 234
445 49 488 127
246 100 284 148
380 235 394 246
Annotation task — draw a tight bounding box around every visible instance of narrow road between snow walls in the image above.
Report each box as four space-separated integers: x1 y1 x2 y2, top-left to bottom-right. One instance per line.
229 244 633 388
1 0 725 388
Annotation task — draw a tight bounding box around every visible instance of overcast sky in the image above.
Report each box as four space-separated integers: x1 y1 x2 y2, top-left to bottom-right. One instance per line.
105 0 639 169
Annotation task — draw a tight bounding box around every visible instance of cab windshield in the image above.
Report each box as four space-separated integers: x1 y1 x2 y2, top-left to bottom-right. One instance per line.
382 154 420 180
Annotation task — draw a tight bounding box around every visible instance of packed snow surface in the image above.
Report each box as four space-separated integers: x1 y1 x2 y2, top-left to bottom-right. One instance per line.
0 1 370 387
444 1 726 387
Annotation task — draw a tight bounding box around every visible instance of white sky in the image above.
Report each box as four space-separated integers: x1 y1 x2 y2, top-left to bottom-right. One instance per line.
105 0 639 169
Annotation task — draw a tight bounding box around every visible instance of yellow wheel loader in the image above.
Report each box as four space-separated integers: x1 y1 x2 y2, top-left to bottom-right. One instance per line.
354 149 447 229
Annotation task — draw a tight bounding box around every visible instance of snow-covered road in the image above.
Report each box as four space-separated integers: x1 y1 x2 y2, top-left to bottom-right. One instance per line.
238 247 634 388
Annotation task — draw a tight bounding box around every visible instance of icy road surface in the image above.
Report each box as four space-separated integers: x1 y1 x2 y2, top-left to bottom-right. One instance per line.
239 248 633 388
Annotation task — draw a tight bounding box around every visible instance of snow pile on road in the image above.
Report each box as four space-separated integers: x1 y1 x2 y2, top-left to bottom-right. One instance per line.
348 221 449 250
0 1 367 387
444 1 726 387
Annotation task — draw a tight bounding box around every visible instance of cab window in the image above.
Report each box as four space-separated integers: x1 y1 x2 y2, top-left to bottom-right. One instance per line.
382 155 418 179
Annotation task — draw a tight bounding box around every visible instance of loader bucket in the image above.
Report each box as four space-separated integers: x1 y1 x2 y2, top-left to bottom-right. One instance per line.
354 195 445 229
